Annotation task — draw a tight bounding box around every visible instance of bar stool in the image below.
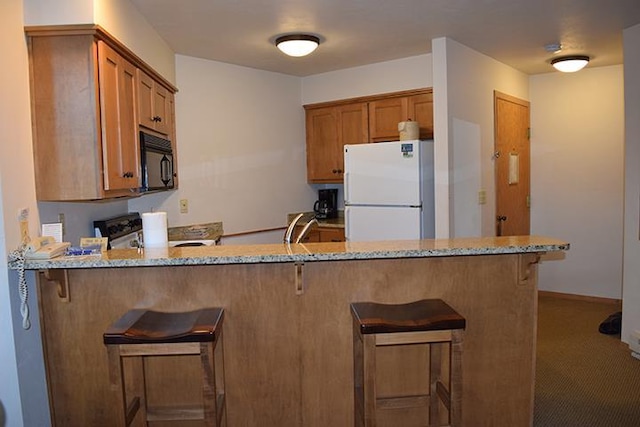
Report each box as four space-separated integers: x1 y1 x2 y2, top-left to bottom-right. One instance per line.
350 299 465 427
103 308 226 426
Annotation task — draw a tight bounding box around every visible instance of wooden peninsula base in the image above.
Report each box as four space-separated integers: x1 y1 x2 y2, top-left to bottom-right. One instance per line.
30 238 567 426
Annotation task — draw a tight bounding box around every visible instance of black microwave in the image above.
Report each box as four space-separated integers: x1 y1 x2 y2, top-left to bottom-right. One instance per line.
140 131 174 191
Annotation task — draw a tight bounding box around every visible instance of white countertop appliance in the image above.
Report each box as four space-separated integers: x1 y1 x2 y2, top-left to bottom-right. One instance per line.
344 140 434 241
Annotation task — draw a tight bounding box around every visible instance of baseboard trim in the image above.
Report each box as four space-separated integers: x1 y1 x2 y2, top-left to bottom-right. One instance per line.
538 290 621 306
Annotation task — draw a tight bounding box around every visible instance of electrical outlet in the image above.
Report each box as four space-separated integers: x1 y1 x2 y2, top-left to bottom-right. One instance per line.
18 207 29 243
180 199 189 214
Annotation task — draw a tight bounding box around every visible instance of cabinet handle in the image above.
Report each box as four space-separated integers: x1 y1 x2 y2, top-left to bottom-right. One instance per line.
122 172 134 178
152 116 162 123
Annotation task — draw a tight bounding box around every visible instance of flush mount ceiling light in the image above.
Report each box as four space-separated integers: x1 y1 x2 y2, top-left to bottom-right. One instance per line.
551 55 590 73
275 34 320 57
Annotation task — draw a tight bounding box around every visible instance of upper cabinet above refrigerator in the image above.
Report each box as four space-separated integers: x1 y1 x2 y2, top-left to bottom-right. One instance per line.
304 88 433 184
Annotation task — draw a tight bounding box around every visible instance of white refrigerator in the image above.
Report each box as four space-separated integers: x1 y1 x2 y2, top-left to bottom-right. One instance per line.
344 140 434 241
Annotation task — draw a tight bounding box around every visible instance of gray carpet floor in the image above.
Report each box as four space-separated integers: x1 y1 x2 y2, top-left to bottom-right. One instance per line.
534 295 640 426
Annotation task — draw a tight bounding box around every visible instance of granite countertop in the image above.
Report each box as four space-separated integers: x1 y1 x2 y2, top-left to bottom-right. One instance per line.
12 236 569 270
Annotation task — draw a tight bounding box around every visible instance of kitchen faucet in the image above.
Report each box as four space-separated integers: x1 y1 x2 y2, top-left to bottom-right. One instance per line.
295 217 318 244
283 213 318 244
284 213 304 244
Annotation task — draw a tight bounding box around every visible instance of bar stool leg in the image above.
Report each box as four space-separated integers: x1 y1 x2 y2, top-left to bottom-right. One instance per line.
127 356 147 424
217 328 227 426
107 346 127 427
362 334 377 427
353 321 363 427
429 342 443 426
202 341 217 426
450 330 463 427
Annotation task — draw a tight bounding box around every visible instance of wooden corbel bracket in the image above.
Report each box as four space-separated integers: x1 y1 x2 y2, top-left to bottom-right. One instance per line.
518 253 542 286
42 269 70 302
294 262 305 295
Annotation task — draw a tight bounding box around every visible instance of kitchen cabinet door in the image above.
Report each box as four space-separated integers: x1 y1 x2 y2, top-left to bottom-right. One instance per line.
368 97 408 142
294 226 344 243
98 41 141 191
138 69 174 136
305 102 368 183
408 91 434 139
306 107 338 182
318 227 345 242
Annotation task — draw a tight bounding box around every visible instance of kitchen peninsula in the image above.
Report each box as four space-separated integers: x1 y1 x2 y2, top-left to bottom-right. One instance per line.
19 236 568 426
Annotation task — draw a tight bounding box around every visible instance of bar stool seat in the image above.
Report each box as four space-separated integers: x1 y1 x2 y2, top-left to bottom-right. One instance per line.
351 299 465 427
104 308 226 426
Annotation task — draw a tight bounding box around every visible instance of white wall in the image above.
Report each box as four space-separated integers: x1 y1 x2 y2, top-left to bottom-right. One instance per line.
433 38 530 238
622 23 640 342
302 54 432 104
530 66 625 299
94 0 176 83
128 55 316 241
1 1 44 425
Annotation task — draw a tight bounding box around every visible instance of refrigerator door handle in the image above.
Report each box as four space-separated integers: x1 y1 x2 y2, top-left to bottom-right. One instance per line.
344 172 349 203
345 206 350 241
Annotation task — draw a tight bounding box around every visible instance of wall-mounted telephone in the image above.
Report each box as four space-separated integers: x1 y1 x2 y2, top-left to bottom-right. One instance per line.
25 236 70 259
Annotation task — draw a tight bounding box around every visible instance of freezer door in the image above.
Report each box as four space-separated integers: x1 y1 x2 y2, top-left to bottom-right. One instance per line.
344 141 421 206
345 206 422 242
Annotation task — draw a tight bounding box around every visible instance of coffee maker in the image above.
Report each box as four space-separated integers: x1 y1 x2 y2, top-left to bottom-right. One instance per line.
314 189 338 219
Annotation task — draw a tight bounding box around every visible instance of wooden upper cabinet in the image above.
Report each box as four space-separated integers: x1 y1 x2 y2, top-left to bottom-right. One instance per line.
304 89 432 184
368 97 409 142
369 90 434 142
408 92 434 139
138 69 174 136
305 102 368 183
25 25 178 201
306 107 338 182
98 41 140 191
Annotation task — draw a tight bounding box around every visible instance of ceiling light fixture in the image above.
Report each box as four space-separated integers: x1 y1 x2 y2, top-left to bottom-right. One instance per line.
551 55 590 73
275 34 320 57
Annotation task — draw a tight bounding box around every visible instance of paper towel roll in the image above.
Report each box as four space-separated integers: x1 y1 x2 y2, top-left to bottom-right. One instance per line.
142 212 168 248
398 120 420 140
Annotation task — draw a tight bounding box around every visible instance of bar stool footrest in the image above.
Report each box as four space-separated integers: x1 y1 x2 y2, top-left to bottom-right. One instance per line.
147 405 206 421
377 394 429 410
436 380 451 410
125 397 140 426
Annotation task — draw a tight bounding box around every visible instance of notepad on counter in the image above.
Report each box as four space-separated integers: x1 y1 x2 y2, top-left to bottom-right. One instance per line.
41 223 63 243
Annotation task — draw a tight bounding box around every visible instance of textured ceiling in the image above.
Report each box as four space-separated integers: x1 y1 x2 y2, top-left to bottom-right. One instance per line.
130 0 640 76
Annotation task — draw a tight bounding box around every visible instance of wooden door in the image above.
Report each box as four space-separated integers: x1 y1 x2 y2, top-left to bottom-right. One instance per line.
408 92 434 139
368 97 408 142
98 41 140 191
494 91 530 236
